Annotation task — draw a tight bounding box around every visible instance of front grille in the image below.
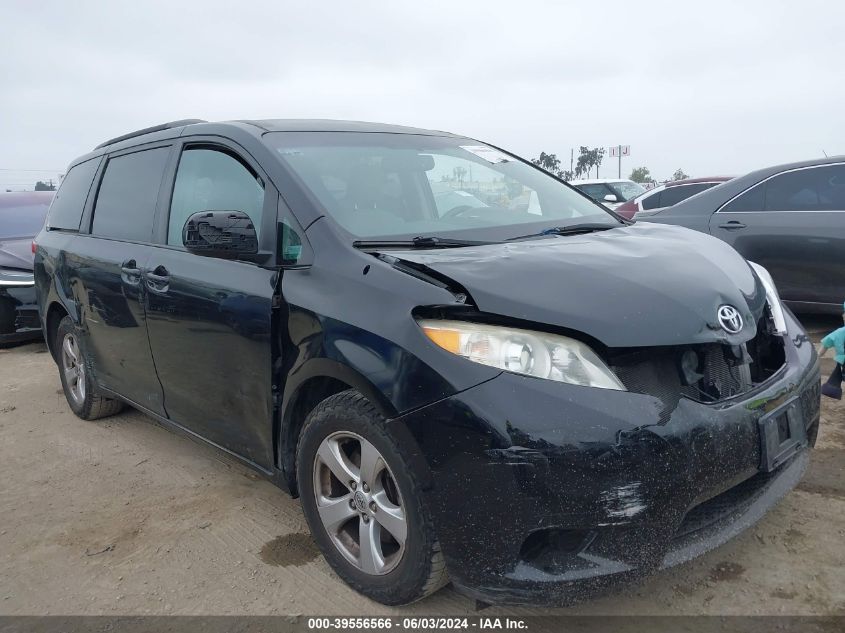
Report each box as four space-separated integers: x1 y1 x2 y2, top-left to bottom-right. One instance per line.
15 310 40 331
674 466 782 539
610 312 786 416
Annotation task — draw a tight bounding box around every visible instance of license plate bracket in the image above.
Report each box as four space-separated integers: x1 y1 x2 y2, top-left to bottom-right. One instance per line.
758 396 806 472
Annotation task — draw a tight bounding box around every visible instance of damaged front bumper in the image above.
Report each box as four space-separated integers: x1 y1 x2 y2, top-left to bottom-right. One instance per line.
395 309 820 605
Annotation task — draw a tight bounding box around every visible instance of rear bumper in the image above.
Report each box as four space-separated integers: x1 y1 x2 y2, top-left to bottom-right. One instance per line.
394 310 820 605
0 285 41 344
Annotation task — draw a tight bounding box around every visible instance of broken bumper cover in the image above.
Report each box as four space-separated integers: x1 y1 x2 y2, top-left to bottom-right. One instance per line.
0 285 41 344
395 310 820 605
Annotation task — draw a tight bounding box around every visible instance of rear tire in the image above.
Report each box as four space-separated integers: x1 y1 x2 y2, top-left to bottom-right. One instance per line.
296 390 448 605
56 316 124 420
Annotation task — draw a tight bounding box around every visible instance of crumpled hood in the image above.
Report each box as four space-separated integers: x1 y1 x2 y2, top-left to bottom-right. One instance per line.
392 222 767 348
0 238 34 271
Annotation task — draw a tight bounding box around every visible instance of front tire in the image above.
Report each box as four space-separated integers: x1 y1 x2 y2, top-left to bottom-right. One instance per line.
56 316 123 420
296 390 448 605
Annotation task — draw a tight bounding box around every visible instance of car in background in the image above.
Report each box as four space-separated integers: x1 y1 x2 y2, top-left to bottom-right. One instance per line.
433 189 488 216
638 157 845 313
570 178 646 210
615 177 733 219
1 191 52 344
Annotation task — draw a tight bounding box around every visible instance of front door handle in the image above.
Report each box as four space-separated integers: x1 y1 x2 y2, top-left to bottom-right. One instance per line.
120 259 141 285
145 266 170 294
717 221 747 230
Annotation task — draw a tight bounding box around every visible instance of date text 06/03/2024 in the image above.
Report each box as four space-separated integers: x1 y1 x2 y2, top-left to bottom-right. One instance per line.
306 617 528 630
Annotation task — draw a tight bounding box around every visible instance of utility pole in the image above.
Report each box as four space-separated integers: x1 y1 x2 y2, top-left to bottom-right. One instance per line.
609 145 630 179
617 145 622 179
570 148 574 179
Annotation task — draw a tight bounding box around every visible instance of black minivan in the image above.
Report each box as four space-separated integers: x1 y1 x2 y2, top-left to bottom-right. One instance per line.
35 119 820 606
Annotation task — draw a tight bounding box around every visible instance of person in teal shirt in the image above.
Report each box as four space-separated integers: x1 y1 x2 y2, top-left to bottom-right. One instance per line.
819 302 845 400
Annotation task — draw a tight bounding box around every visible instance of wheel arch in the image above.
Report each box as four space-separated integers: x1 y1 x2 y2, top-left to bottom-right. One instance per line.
44 300 74 362
278 359 399 496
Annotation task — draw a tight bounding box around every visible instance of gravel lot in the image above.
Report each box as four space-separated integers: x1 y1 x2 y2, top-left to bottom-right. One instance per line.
0 316 843 616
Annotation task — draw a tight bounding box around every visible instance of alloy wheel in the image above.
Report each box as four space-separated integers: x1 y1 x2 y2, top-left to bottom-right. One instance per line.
61 332 86 405
312 431 407 575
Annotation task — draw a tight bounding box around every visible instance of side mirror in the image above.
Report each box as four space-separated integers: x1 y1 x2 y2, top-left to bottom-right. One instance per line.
183 210 258 259
603 194 618 203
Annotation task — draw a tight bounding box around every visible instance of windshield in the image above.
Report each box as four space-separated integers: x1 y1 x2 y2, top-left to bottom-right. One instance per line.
267 132 619 241
607 181 646 201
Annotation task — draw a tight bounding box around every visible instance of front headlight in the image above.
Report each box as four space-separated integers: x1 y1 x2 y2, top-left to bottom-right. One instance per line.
418 319 626 390
748 262 787 335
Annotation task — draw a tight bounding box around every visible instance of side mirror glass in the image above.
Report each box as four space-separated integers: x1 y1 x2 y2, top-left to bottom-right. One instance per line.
183 210 258 259
603 194 618 203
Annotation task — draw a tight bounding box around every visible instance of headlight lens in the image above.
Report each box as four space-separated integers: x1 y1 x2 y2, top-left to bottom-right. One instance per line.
748 262 787 334
418 319 626 390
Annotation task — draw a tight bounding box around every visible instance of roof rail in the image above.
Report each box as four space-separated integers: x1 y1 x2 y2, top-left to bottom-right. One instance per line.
94 119 207 150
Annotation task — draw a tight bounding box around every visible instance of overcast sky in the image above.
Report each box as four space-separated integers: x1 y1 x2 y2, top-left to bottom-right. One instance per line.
2 0 844 189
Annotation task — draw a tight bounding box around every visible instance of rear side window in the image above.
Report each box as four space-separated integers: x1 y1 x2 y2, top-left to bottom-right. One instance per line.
47 158 100 231
723 165 845 213
92 147 170 241
168 148 265 246
766 165 845 211
641 190 662 210
659 183 712 207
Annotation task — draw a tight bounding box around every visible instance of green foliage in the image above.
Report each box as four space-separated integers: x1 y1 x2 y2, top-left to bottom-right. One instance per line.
531 152 561 175
575 147 605 179
672 168 689 181
629 167 651 183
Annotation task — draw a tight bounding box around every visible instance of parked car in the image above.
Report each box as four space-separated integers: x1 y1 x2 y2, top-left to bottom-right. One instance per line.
638 157 845 313
615 177 733 219
570 178 646 210
35 119 820 606
0 191 52 344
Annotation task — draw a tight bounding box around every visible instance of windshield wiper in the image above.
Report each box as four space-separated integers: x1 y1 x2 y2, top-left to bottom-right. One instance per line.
506 223 617 242
353 236 495 250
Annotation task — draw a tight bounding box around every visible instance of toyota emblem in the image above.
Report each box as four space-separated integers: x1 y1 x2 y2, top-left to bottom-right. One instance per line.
717 305 743 334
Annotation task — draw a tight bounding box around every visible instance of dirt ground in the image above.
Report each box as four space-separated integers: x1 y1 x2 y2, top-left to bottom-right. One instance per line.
0 316 843 616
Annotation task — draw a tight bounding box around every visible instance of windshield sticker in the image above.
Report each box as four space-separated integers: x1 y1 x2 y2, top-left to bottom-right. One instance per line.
459 145 511 164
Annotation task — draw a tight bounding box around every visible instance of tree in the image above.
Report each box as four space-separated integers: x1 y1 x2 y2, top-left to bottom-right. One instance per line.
592 147 605 178
531 152 561 176
35 180 56 191
629 167 651 183
452 166 467 187
575 146 606 179
671 168 689 181
530 152 574 180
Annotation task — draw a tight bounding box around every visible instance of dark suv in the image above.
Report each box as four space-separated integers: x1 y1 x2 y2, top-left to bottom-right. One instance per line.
35 119 820 606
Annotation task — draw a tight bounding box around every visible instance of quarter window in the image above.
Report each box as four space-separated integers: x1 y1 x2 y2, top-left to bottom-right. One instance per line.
168 148 265 246
721 182 765 213
47 158 100 231
92 148 170 241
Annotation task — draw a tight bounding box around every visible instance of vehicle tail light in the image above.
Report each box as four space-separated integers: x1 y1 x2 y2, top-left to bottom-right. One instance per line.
31 240 37 254
615 200 638 220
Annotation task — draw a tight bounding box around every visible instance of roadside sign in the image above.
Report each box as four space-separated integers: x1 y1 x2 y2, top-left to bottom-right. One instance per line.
609 145 631 157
